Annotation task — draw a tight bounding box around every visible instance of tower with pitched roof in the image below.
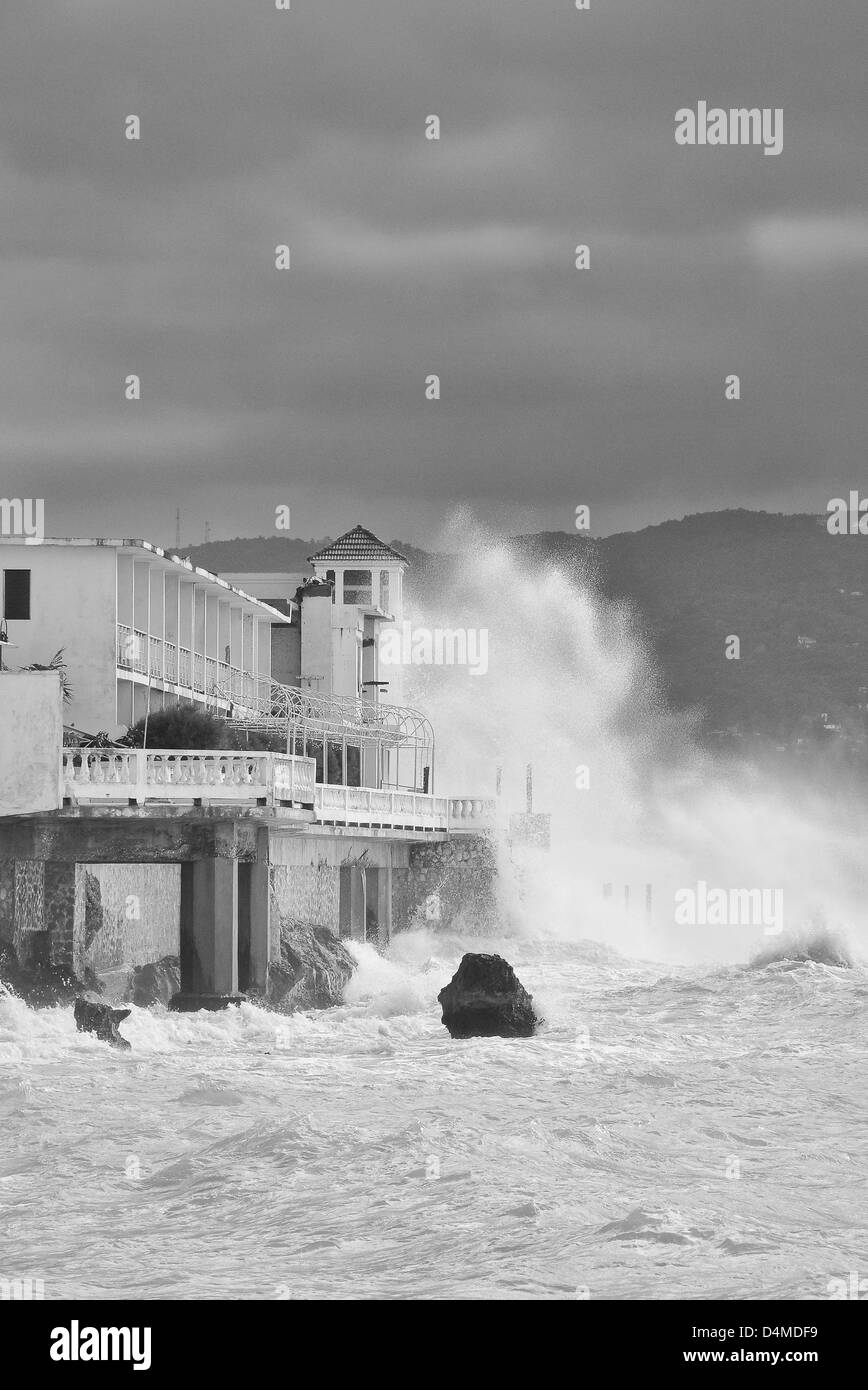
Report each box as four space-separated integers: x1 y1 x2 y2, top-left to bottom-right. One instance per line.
306 525 409 707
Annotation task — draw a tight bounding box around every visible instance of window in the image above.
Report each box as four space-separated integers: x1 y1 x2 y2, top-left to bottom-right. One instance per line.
325 570 335 605
379 570 390 612
3 569 31 620
342 569 372 605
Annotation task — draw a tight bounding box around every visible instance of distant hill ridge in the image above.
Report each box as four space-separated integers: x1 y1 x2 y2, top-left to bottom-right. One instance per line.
176 536 334 572
183 511 868 740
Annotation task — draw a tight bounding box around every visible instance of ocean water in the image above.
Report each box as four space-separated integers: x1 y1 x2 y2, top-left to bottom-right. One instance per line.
2 930 865 1302
4 526 867 1301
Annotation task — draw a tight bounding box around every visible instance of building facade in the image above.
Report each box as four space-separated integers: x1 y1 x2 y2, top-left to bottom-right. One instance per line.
0 527 498 1004
0 537 290 737
224 525 408 707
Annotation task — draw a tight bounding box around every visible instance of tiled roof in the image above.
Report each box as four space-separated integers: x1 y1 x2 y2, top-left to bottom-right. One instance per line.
308 525 409 566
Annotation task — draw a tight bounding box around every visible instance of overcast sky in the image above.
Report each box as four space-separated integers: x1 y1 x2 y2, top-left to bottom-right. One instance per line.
1 0 866 546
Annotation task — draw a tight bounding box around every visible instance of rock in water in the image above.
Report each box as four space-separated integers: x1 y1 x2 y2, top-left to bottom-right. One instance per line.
127 956 181 1008
266 924 356 1012
438 952 540 1038
74 998 132 1050
0 944 96 1009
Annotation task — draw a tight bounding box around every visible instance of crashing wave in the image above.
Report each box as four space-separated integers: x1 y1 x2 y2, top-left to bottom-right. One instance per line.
748 923 853 969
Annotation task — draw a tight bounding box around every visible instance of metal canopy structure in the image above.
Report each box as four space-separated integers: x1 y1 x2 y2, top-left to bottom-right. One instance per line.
215 678 435 793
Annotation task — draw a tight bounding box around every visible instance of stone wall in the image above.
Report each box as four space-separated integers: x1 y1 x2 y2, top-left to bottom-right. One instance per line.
44 861 87 975
269 862 340 959
0 858 179 988
0 860 52 967
83 864 180 974
0 860 12 944
0 829 500 997
400 834 499 933
267 832 407 950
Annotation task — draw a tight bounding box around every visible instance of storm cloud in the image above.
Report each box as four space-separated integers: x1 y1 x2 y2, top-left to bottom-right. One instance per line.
1 0 866 544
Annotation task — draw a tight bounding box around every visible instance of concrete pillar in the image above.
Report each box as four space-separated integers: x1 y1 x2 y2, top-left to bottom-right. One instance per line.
193 587 206 691
378 858 392 946
217 600 231 667
247 830 271 990
44 862 86 977
205 591 218 663
176 859 238 1004
361 739 379 790
339 865 351 939
0 863 12 946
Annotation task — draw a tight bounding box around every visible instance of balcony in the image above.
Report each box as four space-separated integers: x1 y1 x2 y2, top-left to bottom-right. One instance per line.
60 750 495 834
62 749 316 809
315 784 449 832
116 623 269 714
446 797 497 831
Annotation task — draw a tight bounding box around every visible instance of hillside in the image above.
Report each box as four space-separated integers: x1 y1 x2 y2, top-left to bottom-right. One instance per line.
598 511 868 738
174 536 334 573
185 511 868 742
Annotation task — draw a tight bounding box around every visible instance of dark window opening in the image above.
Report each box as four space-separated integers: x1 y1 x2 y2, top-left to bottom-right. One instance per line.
308 741 324 782
3 569 31 620
327 741 344 784
343 569 372 605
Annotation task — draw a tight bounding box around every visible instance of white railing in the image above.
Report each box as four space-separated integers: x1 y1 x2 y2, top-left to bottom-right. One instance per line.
115 624 271 713
62 749 316 808
314 784 450 831
60 748 491 833
447 797 497 830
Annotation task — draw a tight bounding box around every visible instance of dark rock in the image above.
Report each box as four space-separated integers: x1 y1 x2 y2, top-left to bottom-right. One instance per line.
265 923 356 1012
74 997 131 1050
127 955 181 1008
0 944 101 1009
438 952 540 1038
168 992 244 1012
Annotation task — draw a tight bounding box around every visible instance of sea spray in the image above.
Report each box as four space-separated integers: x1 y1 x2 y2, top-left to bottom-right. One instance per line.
343 941 434 1017
749 922 853 970
402 512 868 965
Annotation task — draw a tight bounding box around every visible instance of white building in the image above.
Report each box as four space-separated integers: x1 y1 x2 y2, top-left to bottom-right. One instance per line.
224 525 409 707
0 537 292 737
308 525 408 706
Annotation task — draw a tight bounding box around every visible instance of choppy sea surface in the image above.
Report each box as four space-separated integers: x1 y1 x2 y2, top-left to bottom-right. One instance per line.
2 933 866 1301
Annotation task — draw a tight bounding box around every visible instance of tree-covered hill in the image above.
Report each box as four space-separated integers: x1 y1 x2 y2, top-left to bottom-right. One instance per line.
186 510 868 741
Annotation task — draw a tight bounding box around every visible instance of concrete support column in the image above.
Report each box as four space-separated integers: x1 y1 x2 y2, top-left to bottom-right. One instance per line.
44 862 86 977
248 829 271 991
0 860 16 946
379 858 392 946
177 859 238 1001
361 739 379 791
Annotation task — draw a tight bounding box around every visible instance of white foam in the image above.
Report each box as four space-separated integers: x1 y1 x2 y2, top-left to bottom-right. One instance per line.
343 941 438 1017
403 512 868 966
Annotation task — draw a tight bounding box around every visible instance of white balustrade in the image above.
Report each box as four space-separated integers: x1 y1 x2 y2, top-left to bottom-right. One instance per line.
62 748 485 833
313 784 449 831
62 750 317 809
447 797 497 830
